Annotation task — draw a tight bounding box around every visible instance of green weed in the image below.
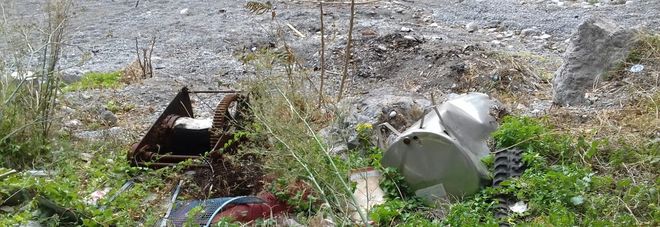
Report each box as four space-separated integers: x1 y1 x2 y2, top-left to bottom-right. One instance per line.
63 71 122 92
444 116 659 226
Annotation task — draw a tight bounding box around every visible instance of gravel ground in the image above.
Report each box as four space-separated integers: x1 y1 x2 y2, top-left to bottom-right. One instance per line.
1 0 658 137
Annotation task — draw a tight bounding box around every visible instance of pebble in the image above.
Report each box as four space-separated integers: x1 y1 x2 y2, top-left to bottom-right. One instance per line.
521 27 540 37
465 22 478 32
64 119 82 128
403 35 417 41
400 26 413 32
61 106 76 114
180 8 190 16
535 34 552 40
100 109 118 125
389 111 397 118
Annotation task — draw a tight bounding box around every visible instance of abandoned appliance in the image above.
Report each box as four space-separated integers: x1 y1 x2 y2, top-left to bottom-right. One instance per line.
128 87 249 168
380 92 521 203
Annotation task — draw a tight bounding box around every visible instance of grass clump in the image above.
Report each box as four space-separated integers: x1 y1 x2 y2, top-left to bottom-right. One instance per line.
64 71 122 92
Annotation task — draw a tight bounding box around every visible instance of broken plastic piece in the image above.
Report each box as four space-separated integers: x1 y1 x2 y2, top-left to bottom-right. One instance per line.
349 168 385 222
509 201 528 214
630 64 644 73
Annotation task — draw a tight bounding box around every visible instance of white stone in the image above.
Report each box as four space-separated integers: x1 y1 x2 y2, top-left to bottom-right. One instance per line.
64 119 82 128
535 34 552 40
389 111 397 118
403 35 417 41
179 8 190 16
465 22 478 32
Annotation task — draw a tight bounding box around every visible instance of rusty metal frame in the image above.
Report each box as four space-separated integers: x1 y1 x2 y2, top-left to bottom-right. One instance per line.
128 87 247 168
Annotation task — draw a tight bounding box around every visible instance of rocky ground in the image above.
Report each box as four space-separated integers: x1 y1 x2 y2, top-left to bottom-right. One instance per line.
2 0 658 144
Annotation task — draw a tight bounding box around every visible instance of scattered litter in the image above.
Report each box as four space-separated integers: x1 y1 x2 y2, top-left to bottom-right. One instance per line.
570 195 584 205
160 180 183 227
25 170 55 177
350 168 385 221
85 188 111 206
286 23 306 38
509 201 528 213
0 168 17 179
100 180 135 210
629 64 644 73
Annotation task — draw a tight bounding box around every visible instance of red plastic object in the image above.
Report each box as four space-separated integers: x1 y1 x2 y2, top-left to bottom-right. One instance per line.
211 192 291 223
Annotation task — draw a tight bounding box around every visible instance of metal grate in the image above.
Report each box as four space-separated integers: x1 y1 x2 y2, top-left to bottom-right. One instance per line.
168 196 264 227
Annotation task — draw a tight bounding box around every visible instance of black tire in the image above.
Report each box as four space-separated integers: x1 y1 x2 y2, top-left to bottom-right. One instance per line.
492 148 525 225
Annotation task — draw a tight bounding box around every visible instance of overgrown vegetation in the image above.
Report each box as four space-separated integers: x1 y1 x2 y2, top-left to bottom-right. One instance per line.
63 71 122 92
0 0 72 169
446 116 658 226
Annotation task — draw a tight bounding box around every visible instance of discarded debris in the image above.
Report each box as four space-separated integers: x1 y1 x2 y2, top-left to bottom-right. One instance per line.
630 64 644 73
509 201 528 214
128 87 249 168
381 93 501 202
84 188 111 206
350 168 385 221
570 195 585 205
0 168 16 179
160 180 183 227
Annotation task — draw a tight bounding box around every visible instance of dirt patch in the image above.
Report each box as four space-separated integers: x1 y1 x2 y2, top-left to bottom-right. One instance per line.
180 152 265 199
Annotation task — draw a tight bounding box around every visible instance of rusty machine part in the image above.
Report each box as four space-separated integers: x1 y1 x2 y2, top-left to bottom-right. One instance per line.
128 87 249 168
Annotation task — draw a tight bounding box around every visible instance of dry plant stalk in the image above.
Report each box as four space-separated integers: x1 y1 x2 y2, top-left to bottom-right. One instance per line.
337 0 356 102
123 37 155 83
318 0 326 107
39 0 71 139
136 37 155 79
